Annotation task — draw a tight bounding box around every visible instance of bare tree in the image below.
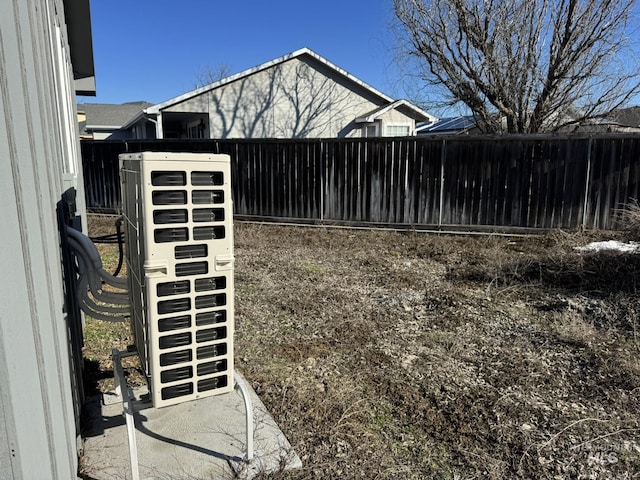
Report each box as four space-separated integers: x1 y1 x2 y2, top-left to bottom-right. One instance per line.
195 63 233 88
394 0 640 133
275 63 353 138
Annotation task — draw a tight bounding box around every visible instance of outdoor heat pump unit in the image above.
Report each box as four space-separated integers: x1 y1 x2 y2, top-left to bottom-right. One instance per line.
120 152 234 408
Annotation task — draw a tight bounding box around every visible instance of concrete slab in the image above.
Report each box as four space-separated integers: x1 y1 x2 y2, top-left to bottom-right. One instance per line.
80 372 301 480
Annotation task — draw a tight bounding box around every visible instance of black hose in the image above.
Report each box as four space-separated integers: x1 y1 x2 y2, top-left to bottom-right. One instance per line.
89 216 125 277
113 217 124 277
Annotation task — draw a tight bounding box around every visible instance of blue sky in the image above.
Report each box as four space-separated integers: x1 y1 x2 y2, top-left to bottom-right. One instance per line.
83 0 408 106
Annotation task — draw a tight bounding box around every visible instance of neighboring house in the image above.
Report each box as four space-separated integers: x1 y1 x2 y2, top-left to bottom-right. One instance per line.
123 48 437 139
78 101 153 139
586 106 640 134
2 0 94 477
553 105 640 133
606 106 640 130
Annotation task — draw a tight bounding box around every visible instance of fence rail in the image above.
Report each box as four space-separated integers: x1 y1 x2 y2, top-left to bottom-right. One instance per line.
81 135 640 231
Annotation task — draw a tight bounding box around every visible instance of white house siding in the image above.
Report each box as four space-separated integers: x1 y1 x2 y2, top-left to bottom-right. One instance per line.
378 109 417 136
164 56 384 139
0 0 85 478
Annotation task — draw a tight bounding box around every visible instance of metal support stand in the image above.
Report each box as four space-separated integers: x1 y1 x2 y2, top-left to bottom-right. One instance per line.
112 349 140 480
234 372 255 461
110 351 255 478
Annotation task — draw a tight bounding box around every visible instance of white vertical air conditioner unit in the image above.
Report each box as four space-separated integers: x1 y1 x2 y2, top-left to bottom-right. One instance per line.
119 152 234 408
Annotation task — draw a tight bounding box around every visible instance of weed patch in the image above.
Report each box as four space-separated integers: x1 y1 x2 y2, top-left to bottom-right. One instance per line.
84 216 640 478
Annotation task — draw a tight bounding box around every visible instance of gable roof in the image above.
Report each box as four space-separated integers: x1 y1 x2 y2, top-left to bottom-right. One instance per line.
356 99 437 124
79 101 152 129
138 48 432 124
144 48 393 115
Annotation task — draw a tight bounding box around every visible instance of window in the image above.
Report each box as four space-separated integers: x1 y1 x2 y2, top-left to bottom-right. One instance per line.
363 124 378 137
385 124 411 137
187 119 207 139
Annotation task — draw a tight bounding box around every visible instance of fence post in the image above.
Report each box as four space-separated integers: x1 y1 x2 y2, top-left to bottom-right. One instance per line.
320 141 325 222
438 139 446 228
581 137 593 229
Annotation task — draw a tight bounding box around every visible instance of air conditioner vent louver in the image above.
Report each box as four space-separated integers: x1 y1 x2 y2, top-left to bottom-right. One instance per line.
175 261 208 277
193 226 225 240
195 276 226 291
192 190 224 204
162 383 194 400
160 349 192 366
193 208 225 223
157 280 190 297
195 310 226 326
152 190 187 205
197 360 227 376
157 297 191 315
196 326 226 343
159 332 192 349
175 244 208 259
158 315 191 332
191 171 224 186
161 366 193 383
198 376 228 392
120 152 235 407
154 209 188 224
152 171 186 186
154 228 189 243
197 343 227 359
194 293 226 309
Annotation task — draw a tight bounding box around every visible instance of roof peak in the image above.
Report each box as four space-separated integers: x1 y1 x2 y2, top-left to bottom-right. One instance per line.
144 47 395 114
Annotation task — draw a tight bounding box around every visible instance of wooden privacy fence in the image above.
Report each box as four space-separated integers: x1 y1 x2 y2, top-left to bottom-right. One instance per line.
81 134 640 231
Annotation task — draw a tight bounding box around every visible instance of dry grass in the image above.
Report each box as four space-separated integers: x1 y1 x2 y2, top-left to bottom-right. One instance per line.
617 198 640 238
85 214 640 479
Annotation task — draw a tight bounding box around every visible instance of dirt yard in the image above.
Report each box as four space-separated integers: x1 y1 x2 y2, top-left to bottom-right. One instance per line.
84 216 640 479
